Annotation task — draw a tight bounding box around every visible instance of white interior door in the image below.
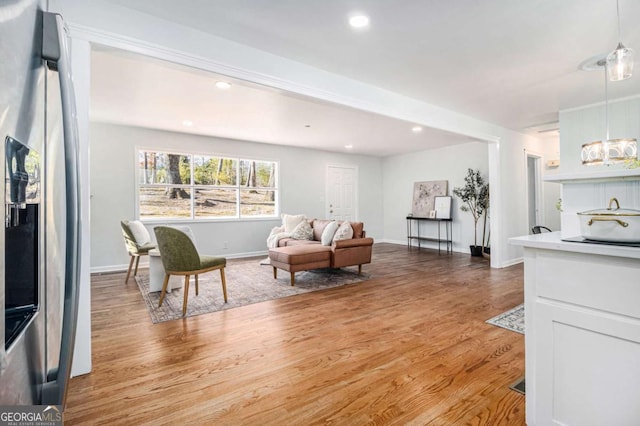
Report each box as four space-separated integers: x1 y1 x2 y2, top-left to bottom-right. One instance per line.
526 153 543 230
326 165 357 221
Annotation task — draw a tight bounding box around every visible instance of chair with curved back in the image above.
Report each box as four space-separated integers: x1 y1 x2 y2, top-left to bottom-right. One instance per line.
531 225 552 234
121 220 156 283
153 226 227 316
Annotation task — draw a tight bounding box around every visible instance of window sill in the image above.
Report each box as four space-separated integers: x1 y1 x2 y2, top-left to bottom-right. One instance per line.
140 216 281 225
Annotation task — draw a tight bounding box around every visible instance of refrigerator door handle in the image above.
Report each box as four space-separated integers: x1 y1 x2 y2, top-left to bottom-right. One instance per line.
41 12 81 408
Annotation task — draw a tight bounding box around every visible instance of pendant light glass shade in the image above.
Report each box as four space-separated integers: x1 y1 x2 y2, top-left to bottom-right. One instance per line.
606 42 634 81
606 0 634 81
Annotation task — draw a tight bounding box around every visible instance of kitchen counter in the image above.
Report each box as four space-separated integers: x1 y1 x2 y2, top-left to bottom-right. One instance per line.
510 231 640 259
509 232 640 425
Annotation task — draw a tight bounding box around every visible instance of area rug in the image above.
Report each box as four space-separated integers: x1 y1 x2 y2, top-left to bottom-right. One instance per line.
485 304 525 334
135 259 370 323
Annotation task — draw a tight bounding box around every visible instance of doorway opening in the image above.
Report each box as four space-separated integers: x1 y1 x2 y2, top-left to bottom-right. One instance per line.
526 152 543 231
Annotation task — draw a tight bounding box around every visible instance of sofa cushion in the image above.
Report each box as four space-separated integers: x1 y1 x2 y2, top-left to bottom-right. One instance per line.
321 221 339 246
311 219 330 241
282 213 306 233
283 239 321 247
350 222 364 239
269 245 331 265
290 220 314 240
313 220 364 239
333 221 354 242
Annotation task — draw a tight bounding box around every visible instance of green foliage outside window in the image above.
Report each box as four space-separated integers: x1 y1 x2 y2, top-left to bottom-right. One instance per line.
138 150 277 220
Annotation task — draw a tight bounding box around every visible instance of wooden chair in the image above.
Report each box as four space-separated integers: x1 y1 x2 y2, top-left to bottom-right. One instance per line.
121 220 156 283
153 226 227 316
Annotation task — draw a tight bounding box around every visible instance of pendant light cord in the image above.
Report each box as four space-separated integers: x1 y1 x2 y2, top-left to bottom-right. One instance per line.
604 67 609 142
616 0 621 41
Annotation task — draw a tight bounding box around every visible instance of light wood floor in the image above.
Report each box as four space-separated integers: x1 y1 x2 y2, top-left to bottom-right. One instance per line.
65 243 525 425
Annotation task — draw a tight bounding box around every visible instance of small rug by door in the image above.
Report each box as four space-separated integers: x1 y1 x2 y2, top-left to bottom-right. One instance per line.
135 259 370 323
485 304 525 334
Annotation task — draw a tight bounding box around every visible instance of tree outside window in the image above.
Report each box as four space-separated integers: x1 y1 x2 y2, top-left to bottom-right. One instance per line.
137 150 278 220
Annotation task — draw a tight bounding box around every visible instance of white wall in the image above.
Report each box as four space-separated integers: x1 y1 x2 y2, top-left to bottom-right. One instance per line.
493 130 561 265
90 122 383 271
383 141 489 252
93 123 561 269
382 136 560 257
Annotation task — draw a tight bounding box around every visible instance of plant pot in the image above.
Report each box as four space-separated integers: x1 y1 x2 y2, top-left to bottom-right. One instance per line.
469 245 484 257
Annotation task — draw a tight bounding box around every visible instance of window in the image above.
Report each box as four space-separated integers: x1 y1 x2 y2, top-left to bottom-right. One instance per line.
137 150 278 220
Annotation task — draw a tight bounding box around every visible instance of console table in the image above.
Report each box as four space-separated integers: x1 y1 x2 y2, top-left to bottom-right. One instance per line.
406 216 452 254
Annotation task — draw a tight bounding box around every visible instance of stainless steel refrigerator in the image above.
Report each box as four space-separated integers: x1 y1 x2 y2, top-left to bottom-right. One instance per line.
0 0 81 408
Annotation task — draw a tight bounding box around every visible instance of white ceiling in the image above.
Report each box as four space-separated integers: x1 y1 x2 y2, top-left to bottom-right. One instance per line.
91 49 473 157
94 0 640 155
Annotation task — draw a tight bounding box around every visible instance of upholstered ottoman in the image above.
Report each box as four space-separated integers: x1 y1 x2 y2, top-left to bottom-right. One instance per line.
269 245 332 286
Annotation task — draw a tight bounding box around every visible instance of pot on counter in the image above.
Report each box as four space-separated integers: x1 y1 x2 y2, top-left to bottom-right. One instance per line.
577 197 640 243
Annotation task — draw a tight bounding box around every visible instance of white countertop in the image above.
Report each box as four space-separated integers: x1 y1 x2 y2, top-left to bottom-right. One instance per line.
509 232 640 259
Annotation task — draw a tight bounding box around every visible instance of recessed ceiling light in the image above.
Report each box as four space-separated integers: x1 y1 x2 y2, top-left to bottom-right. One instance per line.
348 14 370 29
344 144 354 149
412 126 423 133
182 120 193 127
215 81 232 90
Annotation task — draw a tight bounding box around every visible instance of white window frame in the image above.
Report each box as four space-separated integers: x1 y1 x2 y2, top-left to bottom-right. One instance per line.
135 148 280 222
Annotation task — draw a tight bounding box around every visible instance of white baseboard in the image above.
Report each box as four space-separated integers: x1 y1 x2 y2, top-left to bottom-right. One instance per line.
92 263 137 274
226 250 269 259
499 257 524 268
91 245 519 274
377 239 473 255
376 239 406 245
379 239 522 268
90 250 269 274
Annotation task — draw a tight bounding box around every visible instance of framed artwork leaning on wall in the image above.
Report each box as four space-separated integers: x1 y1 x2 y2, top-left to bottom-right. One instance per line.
434 195 452 219
411 180 448 217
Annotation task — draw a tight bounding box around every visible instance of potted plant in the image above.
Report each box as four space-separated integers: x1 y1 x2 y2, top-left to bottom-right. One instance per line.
453 168 489 257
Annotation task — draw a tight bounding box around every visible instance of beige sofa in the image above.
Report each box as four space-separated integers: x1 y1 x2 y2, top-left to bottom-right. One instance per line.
269 219 374 285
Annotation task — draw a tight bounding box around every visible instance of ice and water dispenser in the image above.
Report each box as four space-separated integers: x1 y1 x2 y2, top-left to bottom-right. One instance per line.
4 136 40 348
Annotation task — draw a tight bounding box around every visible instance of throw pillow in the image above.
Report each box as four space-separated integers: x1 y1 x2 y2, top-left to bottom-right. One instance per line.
290 220 314 240
320 221 340 246
128 220 151 246
282 213 306 233
333 221 354 242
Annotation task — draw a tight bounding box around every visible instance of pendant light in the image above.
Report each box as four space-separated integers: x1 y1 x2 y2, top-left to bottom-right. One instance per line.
606 0 634 81
581 60 638 165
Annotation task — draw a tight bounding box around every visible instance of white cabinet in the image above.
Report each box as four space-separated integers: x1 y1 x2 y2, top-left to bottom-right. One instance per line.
535 301 640 425
513 235 640 426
